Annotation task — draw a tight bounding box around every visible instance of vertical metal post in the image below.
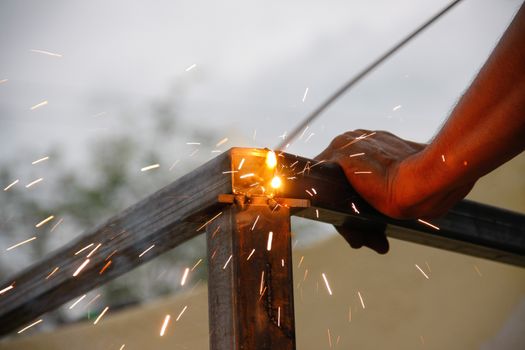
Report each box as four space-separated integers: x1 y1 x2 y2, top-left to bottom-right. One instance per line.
207 203 296 350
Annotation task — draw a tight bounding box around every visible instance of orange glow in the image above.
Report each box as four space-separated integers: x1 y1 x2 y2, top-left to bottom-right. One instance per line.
270 176 282 189
266 150 277 169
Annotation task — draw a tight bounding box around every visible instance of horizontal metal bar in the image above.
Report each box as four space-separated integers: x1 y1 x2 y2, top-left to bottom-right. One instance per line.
277 152 525 267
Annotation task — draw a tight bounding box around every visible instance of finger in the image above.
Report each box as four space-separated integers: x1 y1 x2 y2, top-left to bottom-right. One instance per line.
335 221 389 254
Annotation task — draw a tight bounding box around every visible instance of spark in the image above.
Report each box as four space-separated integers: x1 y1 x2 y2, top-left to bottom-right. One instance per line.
302 87 309 102
25 178 43 188
340 132 376 149
84 294 100 309
348 305 352 322
441 154 446 162
393 105 402 111
216 138 229 147
50 218 64 232
321 273 333 295
6 237 37 251
299 126 309 139
30 100 48 110
222 170 238 174
239 173 254 179
311 187 317 195
279 131 287 140
223 255 233 269
425 261 432 273
181 267 190 285
260 271 265 294
120 345 126 350
304 132 315 143
99 260 112 275
473 264 482 277
316 209 319 218
45 267 59 279
303 269 309 281
351 202 360 214
305 189 313 196
463 160 468 166
176 306 187 321
160 315 171 336
327 329 332 348
417 219 440 230
267 231 273 251
238 158 245 170
349 152 365 157
189 149 199 157
246 249 255 260
191 259 203 271
93 306 109 325
297 256 304 268
72 259 90 277
357 291 365 309
354 171 372 174
185 64 197 71
3 179 19 191
139 244 155 258
281 259 285 267
105 250 117 261
75 243 94 255
87 243 102 258
0 284 14 295
169 160 180 171
186 142 200 145
277 307 281 327
415 264 429 279
251 215 260 231
32 156 49 165
69 294 86 309
141 164 160 172
17 319 43 334
35 215 54 228
211 149 222 153
30 49 62 57
196 212 223 231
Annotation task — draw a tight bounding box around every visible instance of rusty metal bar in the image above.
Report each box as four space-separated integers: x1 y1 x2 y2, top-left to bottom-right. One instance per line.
207 201 295 350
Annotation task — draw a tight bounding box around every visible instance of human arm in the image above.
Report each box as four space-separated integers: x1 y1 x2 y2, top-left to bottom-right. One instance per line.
316 3 525 252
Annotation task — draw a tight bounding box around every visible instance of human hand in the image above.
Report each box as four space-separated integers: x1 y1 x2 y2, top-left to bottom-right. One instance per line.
315 130 474 252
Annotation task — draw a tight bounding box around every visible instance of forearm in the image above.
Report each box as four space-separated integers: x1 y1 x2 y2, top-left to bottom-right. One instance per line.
414 3 525 196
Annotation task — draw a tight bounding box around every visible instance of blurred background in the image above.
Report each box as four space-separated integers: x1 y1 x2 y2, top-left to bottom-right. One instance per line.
1 0 524 349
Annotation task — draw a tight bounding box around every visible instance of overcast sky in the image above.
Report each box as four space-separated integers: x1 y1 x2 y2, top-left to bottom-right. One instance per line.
0 0 522 161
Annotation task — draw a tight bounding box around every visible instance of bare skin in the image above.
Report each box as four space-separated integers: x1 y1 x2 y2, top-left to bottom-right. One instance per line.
316 3 525 254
